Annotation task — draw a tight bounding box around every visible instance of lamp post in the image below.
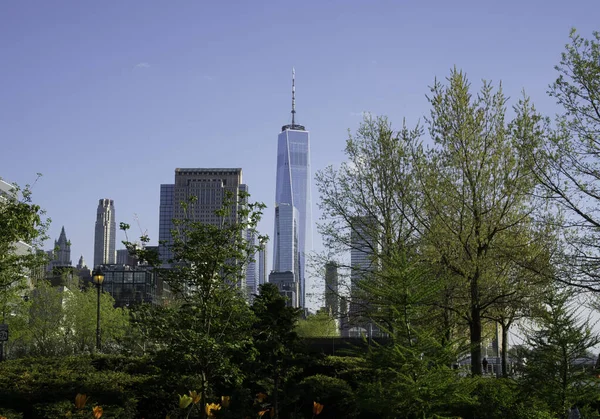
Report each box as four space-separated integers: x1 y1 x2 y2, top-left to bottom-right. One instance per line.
92 268 105 352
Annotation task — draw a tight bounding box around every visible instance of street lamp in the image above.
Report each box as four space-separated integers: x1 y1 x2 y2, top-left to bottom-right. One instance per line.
92 268 105 352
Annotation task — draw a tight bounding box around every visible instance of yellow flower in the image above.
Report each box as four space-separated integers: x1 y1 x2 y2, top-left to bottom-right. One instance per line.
179 394 193 409
256 392 268 403
221 395 231 408
189 390 201 405
93 406 103 419
74 393 88 409
258 410 269 417
313 401 324 416
205 402 221 418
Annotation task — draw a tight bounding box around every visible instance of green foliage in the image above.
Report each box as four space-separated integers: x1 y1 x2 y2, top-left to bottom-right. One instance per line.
296 310 339 338
0 176 50 293
298 374 356 418
63 284 130 353
6 280 130 358
0 356 146 418
249 283 303 418
356 333 475 419
520 290 600 417
122 191 265 410
464 378 554 419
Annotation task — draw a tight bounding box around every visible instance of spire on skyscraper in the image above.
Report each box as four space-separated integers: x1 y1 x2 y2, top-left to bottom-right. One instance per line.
291 67 296 127
282 68 305 132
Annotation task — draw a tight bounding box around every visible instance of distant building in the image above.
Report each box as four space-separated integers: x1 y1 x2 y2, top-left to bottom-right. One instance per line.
93 199 116 267
258 243 267 287
99 264 167 307
75 255 91 282
268 270 299 307
116 249 138 266
346 216 381 338
246 231 258 298
272 69 312 308
158 184 174 264
325 261 339 317
158 168 249 289
46 226 72 272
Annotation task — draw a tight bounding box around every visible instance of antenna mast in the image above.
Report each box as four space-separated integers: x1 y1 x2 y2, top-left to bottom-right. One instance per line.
291 67 296 127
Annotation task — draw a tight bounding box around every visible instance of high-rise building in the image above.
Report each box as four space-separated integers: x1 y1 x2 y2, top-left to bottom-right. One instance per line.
246 230 258 298
258 243 267 287
93 199 116 267
325 261 339 317
46 226 72 272
158 168 249 288
272 68 312 308
347 216 380 337
158 184 175 264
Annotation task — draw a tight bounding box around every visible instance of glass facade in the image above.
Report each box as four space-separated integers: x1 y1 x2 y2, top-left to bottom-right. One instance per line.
101 266 158 307
158 184 174 264
273 128 312 308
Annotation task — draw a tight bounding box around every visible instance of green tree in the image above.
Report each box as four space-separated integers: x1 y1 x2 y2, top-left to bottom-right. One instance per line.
250 283 302 418
296 310 339 338
26 280 66 357
0 177 49 310
63 285 129 354
122 192 265 418
520 290 600 416
533 29 600 291
314 116 426 332
414 69 548 374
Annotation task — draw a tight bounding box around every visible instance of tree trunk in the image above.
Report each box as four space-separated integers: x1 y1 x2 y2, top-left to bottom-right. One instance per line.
470 273 482 376
501 322 510 377
273 374 279 419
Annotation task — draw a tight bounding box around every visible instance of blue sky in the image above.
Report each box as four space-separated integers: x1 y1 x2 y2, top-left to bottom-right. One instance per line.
2 0 599 307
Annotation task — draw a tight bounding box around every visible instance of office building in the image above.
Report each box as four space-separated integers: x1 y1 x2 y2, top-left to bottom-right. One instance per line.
116 249 138 266
258 243 267 287
272 68 312 307
324 261 339 317
99 264 166 307
268 271 299 307
347 216 380 337
93 199 116 267
246 230 258 298
158 184 175 264
158 168 249 288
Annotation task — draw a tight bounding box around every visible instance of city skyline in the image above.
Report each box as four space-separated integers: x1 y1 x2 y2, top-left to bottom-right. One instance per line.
2 1 598 309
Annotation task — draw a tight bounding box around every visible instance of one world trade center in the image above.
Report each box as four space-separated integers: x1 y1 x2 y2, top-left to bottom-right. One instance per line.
271 69 312 308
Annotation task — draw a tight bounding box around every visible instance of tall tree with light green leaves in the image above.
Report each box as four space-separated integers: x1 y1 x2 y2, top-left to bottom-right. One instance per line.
412 69 550 375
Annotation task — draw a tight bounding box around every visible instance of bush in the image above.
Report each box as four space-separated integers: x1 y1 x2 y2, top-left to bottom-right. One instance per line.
298 374 357 418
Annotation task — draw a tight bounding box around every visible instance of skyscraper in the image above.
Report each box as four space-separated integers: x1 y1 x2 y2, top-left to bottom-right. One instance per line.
347 216 380 337
272 68 312 308
93 199 116 267
158 168 249 288
158 184 174 264
258 243 267 287
246 230 258 298
324 261 339 317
